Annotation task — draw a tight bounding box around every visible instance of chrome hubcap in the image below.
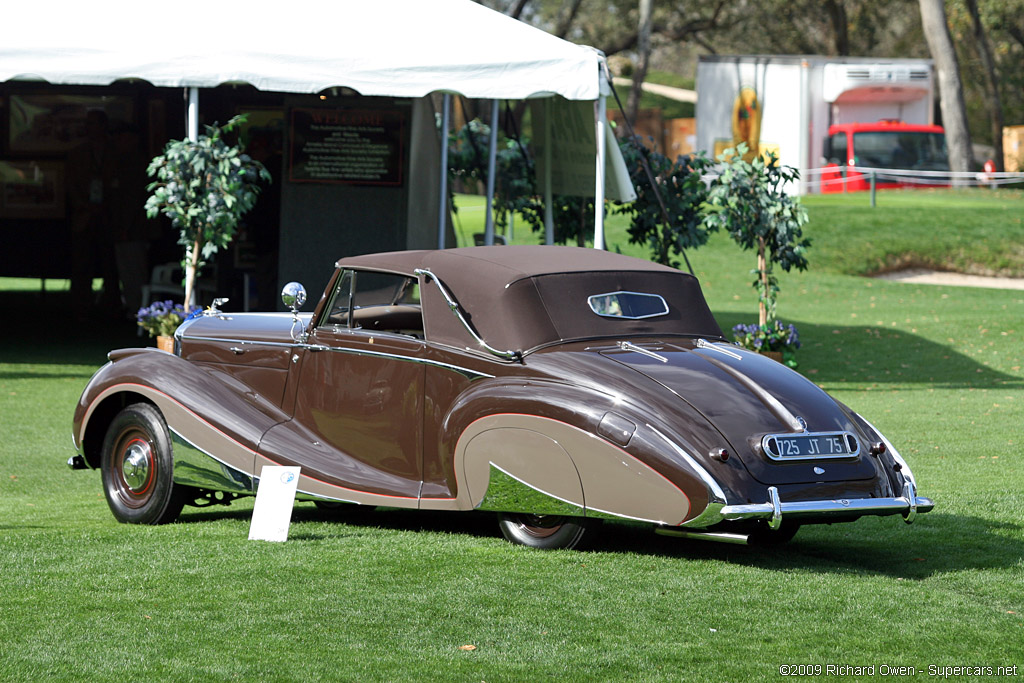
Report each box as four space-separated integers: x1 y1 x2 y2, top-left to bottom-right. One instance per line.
515 515 563 538
121 440 152 493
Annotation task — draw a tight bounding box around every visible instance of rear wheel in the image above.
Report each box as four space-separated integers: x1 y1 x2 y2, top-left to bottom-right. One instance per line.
497 513 594 550
101 403 185 525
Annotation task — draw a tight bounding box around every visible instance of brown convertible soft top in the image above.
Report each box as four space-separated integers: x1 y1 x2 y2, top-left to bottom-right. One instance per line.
335 246 724 353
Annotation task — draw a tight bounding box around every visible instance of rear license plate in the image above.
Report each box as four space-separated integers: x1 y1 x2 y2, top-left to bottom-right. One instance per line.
762 432 859 460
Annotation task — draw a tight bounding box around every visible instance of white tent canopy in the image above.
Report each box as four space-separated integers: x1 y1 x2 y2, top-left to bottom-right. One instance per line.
2 0 624 248
1 0 602 101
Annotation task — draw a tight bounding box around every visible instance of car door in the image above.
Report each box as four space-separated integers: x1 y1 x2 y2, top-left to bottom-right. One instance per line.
258 269 426 500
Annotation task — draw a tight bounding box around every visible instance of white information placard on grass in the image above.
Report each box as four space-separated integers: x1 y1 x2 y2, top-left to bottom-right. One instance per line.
248 466 301 542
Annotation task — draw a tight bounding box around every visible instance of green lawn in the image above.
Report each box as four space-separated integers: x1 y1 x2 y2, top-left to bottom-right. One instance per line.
2 190 1023 681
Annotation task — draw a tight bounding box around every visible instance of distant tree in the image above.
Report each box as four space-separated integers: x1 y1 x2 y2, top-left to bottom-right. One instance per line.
616 140 714 269
919 0 974 174
707 0 926 58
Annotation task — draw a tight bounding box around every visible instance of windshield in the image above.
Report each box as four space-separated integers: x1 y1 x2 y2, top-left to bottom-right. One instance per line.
852 131 949 171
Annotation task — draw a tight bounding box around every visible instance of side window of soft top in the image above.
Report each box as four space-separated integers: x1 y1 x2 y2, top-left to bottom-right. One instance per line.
322 270 423 338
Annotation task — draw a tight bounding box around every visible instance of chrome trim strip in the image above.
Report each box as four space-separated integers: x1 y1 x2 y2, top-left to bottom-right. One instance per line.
178 333 493 380
294 489 362 505
760 431 861 461
415 268 522 362
302 344 494 380
177 335 299 349
647 425 728 506
617 340 668 363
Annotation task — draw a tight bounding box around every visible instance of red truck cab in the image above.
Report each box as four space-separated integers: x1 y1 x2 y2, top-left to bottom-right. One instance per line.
821 120 948 192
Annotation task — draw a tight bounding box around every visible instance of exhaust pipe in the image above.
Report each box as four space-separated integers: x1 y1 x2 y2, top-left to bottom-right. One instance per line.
67 455 88 470
655 528 750 545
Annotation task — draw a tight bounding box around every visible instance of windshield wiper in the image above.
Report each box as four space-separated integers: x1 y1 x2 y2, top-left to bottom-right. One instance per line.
695 338 742 360
617 341 668 363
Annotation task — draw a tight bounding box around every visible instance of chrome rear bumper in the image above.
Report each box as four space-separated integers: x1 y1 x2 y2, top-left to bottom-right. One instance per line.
694 481 934 529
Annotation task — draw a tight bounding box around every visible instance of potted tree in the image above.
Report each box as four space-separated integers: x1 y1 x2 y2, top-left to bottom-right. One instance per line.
703 143 810 367
145 115 270 310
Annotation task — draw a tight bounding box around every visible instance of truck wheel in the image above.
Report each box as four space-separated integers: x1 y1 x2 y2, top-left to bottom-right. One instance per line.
101 403 185 525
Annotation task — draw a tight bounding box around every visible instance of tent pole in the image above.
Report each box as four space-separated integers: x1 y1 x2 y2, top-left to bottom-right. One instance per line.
544 98 554 245
484 99 499 246
593 95 607 250
187 87 199 142
437 93 451 249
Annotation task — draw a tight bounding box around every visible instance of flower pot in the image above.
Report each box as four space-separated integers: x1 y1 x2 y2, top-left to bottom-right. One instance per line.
762 350 783 363
156 335 174 353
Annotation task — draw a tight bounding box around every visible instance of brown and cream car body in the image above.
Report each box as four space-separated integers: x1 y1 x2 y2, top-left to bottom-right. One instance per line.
71 246 932 548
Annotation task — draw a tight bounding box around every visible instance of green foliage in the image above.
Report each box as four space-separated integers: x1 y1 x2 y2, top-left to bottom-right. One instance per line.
616 139 714 268
448 120 542 235
146 115 270 307
704 144 811 324
447 119 598 246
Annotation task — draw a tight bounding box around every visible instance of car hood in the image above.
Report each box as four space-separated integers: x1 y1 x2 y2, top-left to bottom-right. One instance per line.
598 340 878 485
177 312 313 344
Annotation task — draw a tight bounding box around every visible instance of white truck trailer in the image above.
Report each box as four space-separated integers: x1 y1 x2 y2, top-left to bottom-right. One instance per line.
695 55 944 193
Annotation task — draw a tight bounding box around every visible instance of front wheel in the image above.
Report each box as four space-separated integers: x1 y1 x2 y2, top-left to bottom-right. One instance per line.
497 513 594 550
101 403 185 524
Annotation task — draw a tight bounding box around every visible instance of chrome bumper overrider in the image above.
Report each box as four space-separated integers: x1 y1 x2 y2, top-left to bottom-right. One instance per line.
695 481 934 529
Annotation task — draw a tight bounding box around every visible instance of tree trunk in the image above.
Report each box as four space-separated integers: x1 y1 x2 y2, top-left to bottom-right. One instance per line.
965 0 1004 171
919 0 973 178
508 0 530 20
758 236 768 326
823 0 850 56
627 0 654 126
553 0 584 40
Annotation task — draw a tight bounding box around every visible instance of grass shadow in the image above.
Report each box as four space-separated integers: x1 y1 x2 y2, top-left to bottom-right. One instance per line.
713 312 1022 390
596 511 1023 579
177 500 1022 580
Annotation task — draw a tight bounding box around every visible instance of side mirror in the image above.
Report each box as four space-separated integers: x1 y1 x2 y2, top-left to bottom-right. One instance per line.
281 282 307 312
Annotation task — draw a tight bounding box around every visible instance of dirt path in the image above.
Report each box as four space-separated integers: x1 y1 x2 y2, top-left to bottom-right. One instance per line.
874 268 1024 290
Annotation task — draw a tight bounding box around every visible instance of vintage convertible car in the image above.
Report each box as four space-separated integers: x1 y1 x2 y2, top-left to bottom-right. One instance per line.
71 246 933 548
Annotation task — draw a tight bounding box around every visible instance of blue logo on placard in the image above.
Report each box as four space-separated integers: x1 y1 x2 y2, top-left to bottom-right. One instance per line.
281 471 295 484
